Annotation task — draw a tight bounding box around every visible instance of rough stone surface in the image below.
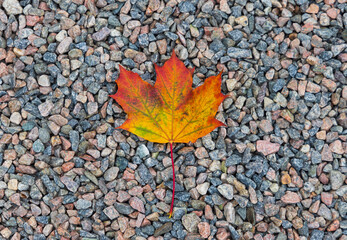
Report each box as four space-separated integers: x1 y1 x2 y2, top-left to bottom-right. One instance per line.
3 0 23 15
0 0 345 239
182 213 201 233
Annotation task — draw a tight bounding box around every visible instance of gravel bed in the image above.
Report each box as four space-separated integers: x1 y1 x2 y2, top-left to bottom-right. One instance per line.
0 0 346 239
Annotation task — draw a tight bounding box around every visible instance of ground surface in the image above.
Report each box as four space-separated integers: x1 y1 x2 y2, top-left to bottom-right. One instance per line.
0 0 346 239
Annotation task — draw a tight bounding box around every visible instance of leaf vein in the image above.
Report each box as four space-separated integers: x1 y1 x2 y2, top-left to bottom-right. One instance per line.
126 77 170 141
173 103 212 140
176 124 214 140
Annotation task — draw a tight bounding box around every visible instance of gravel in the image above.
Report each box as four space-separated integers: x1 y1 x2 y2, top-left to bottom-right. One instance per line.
0 0 346 239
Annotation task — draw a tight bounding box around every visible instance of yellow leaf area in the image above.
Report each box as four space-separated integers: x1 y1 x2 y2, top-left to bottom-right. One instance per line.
110 51 226 144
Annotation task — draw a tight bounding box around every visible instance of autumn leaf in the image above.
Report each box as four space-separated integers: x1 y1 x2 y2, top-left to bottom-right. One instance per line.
111 51 226 143
110 51 226 217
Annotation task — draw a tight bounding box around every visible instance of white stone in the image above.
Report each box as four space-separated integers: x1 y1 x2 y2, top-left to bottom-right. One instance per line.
217 184 234 200
224 202 235 223
38 100 54 117
38 75 50 87
56 30 67 42
3 0 23 15
10 112 22 125
196 182 210 195
57 37 72 54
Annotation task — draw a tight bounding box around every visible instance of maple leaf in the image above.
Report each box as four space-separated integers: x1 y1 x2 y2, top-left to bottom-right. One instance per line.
111 52 226 143
110 51 226 217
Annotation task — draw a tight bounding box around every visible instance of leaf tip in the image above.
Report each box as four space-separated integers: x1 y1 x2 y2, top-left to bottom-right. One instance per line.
118 64 127 76
216 119 227 128
220 122 227 128
216 71 224 82
171 49 176 57
189 67 195 75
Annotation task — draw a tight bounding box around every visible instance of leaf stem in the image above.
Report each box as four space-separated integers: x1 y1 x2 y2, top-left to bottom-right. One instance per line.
168 142 175 218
